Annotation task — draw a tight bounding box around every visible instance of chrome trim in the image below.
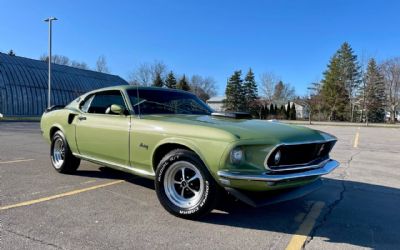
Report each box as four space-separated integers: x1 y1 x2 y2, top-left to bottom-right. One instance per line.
73 153 155 178
264 139 337 171
218 159 339 182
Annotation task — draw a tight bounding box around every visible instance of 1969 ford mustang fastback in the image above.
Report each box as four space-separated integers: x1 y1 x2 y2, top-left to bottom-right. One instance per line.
41 86 339 219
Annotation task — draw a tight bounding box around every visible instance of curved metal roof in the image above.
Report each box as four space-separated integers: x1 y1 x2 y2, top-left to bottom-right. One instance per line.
0 53 128 116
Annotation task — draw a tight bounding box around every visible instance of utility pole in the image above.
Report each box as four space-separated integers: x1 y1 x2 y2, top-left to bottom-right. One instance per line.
44 17 57 108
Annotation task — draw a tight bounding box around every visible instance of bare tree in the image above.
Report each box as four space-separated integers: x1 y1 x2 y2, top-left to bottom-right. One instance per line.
129 60 167 86
71 60 89 70
260 72 280 102
96 55 110 73
40 54 70 65
150 60 167 82
189 75 217 101
380 57 400 123
273 81 295 104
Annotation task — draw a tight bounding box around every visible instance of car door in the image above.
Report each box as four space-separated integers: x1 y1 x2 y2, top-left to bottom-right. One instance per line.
75 90 131 166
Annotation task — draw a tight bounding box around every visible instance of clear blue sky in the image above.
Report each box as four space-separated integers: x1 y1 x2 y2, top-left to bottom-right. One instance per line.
1 0 400 96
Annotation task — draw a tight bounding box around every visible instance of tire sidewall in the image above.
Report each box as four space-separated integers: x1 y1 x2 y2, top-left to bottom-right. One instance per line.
155 150 215 218
50 130 78 173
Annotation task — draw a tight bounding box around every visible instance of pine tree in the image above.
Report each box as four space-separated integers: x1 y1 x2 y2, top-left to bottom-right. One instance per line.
269 103 274 116
321 55 348 121
153 72 164 87
290 103 296 120
321 42 361 121
286 101 291 119
165 71 177 89
8 50 15 56
264 105 270 119
243 68 258 110
176 75 190 91
224 71 245 111
279 105 285 119
337 42 361 121
364 58 386 123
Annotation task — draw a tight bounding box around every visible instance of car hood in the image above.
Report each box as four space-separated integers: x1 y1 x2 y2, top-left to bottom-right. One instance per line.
141 114 329 143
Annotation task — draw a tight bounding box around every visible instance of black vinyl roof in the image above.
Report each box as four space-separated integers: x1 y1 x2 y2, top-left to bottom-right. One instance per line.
0 52 128 116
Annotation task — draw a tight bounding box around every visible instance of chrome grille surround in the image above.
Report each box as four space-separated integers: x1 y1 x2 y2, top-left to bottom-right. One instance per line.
264 139 337 172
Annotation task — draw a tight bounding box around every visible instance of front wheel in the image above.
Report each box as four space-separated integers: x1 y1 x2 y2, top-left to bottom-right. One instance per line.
50 130 80 174
155 149 220 219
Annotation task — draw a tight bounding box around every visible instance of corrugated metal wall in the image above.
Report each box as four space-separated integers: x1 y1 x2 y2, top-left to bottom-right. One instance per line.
0 53 128 116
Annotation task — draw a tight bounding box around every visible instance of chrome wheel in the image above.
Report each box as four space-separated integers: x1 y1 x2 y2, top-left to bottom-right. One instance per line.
164 161 204 209
52 137 65 169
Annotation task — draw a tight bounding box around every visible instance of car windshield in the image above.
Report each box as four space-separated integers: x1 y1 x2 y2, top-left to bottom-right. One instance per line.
127 89 213 115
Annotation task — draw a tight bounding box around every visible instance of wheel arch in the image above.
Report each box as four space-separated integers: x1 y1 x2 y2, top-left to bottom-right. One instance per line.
152 139 210 174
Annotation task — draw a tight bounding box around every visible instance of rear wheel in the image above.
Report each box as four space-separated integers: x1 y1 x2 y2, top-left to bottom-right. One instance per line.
50 131 80 173
155 149 220 219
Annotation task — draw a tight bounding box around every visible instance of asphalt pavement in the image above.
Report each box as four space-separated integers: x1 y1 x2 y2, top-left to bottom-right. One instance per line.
0 122 399 249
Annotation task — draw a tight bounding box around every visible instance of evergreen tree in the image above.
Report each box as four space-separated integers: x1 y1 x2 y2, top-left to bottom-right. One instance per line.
269 103 274 116
321 55 348 121
363 58 386 123
286 101 291 119
321 42 361 121
264 105 270 119
290 103 296 120
274 104 278 116
224 71 245 111
279 105 285 119
8 50 15 56
176 75 190 91
337 42 362 121
243 68 258 110
152 72 164 87
165 71 177 89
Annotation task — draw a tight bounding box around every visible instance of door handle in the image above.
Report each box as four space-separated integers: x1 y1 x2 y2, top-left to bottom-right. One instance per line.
78 116 87 121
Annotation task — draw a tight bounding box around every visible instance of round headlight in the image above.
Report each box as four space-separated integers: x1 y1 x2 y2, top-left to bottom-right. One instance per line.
274 150 281 165
230 148 244 164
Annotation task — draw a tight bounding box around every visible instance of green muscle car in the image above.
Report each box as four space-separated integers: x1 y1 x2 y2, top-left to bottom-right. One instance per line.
40 85 339 219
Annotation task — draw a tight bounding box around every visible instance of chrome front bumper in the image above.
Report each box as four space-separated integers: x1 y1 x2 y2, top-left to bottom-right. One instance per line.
217 159 340 182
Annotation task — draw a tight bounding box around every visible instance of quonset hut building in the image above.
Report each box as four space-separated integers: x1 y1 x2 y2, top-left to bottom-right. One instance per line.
0 53 128 117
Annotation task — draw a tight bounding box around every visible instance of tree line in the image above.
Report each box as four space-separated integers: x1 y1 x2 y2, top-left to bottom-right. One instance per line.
223 42 400 123
39 54 110 73
5 45 399 123
128 61 217 102
307 42 399 123
223 69 298 120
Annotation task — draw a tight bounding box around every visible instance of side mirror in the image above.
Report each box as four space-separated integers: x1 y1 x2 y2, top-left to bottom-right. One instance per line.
110 104 125 115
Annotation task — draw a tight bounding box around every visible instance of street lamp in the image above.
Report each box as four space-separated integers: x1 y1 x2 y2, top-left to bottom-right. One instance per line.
44 17 57 108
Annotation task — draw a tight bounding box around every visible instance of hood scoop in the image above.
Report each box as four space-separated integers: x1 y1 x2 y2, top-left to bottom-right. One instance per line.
211 112 252 119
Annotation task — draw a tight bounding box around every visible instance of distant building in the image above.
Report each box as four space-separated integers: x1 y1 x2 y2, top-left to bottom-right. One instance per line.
285 101 309 119
207 96 226 112
385 111 400 122
0 53 128 117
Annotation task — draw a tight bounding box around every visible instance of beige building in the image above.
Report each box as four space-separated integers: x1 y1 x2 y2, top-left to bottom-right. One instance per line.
206 96 226 112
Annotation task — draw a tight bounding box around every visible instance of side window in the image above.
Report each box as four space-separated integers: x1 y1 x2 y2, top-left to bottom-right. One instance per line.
79 95 94 113
87 90 126 114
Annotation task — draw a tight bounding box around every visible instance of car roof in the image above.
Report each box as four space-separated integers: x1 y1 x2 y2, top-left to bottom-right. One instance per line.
85 85 193 96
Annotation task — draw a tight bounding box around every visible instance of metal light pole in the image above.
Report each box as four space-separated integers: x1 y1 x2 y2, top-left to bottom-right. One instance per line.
44 17 57 108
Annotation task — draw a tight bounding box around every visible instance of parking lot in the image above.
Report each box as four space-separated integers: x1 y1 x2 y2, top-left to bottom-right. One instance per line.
1 122 399 249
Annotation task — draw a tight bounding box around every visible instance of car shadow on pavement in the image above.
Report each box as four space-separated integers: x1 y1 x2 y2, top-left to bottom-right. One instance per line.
73 167 400 249
202 178 400 249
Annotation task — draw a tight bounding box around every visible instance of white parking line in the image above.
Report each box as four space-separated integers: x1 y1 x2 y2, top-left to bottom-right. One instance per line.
0 159 35 164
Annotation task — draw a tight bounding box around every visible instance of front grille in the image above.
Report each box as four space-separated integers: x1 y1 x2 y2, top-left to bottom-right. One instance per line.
266 140 336 170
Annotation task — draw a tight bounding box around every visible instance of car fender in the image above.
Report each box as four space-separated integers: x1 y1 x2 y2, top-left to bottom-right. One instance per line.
152 137 223 177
